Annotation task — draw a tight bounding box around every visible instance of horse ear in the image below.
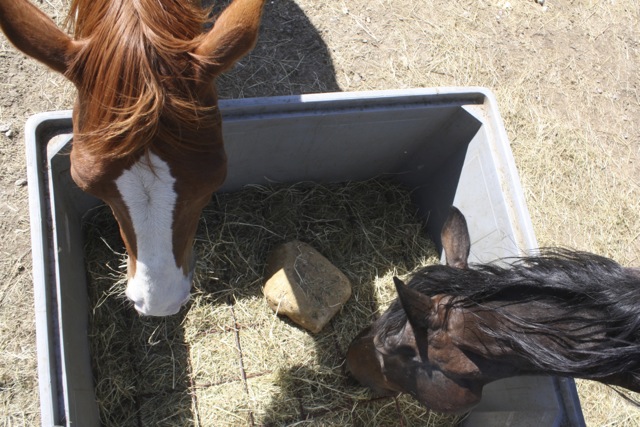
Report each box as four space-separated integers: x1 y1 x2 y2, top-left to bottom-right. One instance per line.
0 0 80 75
195 0 265 78
393 277 433 330
441 206 470 269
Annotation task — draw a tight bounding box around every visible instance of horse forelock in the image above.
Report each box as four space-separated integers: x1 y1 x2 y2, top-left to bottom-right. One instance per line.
65 0 219 159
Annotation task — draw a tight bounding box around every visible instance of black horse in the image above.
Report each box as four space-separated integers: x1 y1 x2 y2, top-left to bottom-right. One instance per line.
347 207 640 413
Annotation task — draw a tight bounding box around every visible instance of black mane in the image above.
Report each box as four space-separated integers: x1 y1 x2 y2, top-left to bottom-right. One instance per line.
376 249 640 384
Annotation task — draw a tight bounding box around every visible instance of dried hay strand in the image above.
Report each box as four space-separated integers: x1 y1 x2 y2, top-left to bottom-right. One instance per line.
83 178 455 426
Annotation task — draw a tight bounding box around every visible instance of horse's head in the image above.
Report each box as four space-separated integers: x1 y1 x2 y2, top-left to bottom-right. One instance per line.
1 0 265 316
346 317 485 414
346 207 492 413
348 206 640 408
71 147 226 316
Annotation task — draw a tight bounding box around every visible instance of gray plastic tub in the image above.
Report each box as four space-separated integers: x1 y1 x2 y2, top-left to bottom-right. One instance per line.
26 88 585 426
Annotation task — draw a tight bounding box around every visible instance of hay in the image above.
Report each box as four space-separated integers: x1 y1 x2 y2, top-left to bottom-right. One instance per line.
83 178 455 426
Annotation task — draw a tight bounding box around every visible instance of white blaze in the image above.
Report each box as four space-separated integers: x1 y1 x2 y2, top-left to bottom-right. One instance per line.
115 152 191 316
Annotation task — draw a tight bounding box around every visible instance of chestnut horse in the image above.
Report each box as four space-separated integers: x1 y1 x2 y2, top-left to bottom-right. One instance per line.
347 207 640 413
0 0 265 315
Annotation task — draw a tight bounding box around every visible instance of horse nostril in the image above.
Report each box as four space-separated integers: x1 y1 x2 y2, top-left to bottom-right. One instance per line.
133 304 147 316
343 369 362 386
179 293 191 308
125 287 152 315
125 271 191 316
125 286 140 305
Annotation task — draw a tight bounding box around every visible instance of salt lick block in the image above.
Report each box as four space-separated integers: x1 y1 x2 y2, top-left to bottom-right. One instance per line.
264 241 352 333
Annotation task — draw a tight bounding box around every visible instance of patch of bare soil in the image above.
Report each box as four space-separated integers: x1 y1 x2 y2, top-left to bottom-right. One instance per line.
1 0 638 425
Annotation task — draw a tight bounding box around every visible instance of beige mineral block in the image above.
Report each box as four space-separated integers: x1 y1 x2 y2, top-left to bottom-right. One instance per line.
263 241 352 333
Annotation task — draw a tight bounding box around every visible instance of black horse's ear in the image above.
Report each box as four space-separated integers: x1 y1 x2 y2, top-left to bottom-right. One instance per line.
393 277 432 330
441 206 470 269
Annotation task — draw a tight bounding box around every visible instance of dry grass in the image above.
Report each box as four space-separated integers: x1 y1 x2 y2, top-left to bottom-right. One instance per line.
576 381 640 427
83 179 450 426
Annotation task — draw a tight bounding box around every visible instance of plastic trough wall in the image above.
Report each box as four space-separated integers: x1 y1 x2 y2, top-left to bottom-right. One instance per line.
25 88 585 426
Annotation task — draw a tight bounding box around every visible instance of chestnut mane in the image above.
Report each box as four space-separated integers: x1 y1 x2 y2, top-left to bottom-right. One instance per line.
65 0 218 159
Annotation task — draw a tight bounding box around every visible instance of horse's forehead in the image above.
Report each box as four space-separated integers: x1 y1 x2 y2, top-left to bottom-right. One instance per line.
111 151 208 242
115 153 176 225
427 294 458 329
429 299 485 349
110 150 211 206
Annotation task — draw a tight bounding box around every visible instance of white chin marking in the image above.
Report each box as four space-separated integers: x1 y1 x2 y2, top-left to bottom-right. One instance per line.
115 152 190 316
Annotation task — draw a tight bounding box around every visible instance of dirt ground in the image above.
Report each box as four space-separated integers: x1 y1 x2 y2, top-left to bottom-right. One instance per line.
1 0 639 425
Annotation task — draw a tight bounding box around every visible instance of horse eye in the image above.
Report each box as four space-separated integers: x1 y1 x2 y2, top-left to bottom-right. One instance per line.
396 345 416 358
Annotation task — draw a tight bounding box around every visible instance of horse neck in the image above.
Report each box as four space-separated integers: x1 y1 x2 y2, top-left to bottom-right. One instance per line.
454 298 640 391
450 305 547 372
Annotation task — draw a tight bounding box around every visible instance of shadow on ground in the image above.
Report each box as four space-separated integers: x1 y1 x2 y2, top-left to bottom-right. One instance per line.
211 0 340 98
